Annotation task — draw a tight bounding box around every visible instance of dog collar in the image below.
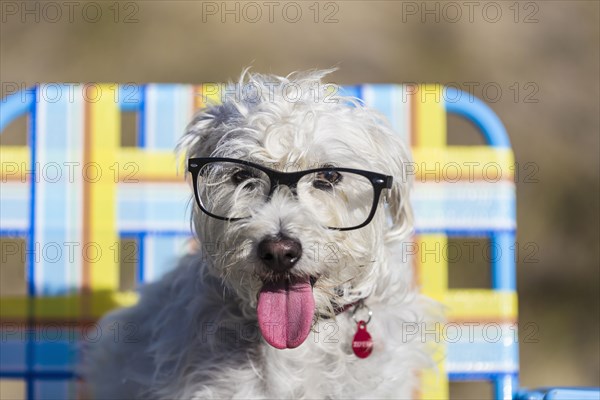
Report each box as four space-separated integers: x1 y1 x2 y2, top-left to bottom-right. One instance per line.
333 301 359 315
319 298 368 319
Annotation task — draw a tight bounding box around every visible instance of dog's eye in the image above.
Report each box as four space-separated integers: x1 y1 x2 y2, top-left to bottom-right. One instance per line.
231 169 254 185
314 170 342 190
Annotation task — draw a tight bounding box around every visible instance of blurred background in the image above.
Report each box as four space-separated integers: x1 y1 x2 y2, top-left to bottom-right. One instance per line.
1 1 598 399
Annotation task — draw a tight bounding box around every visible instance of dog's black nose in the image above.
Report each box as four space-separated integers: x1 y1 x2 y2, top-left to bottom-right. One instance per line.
258 235 302 273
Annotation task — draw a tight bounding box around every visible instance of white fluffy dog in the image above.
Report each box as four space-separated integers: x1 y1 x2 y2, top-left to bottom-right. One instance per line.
85 70 436 399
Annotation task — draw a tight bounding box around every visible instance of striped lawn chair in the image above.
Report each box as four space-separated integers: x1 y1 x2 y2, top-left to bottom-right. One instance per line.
0 83 592 400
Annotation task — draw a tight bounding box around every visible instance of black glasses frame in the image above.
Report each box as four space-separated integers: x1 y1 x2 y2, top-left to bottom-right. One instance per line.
188 157 393 231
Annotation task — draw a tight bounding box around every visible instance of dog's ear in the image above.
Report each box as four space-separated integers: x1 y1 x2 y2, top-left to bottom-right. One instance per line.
382 135 414 243
178 102 243 159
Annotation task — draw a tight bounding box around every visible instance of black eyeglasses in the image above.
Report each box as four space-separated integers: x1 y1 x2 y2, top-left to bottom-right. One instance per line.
188 157 393 231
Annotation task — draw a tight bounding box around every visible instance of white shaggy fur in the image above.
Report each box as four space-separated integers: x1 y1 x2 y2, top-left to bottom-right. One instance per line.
84 70 438 399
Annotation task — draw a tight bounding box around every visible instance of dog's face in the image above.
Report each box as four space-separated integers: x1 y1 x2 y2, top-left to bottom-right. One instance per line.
181 70 412 349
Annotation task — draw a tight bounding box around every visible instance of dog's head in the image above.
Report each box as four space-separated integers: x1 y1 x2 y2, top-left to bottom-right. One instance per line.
180 70 413 349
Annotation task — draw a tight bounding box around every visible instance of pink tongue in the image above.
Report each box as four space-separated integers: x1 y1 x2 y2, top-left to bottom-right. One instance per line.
257 277 315 349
